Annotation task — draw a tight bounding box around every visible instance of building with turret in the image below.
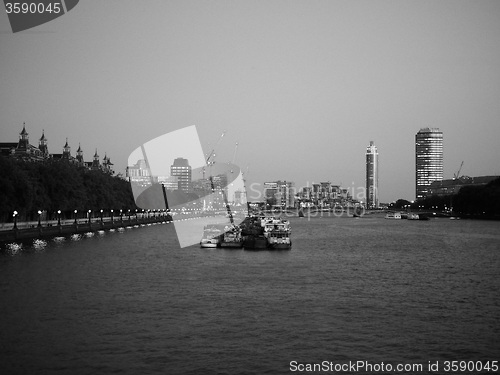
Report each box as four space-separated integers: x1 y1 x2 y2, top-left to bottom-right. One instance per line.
0 123 46 160
0 123 113 174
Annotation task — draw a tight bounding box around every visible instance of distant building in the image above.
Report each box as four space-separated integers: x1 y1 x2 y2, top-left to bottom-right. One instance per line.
102 153 114 174
126 159 152 187
264 182 279 206
126 159 150 178
264 180 295 208
429 176 499 196
192 178 212 197
233 190 245 206
296 182 350 207
76 143 84 165
158 176 179 191
170 157 192 193
416 128 443 200
365 141 379 209
39 130 49 157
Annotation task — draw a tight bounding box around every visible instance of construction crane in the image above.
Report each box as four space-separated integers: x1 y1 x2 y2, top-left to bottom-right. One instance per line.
230 142 238 174
453 161 464 180
202 130 235 225
242 166 250 216
202 130 226 179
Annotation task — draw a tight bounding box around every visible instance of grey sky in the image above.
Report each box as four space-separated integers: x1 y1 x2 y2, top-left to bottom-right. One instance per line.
1 0 499 202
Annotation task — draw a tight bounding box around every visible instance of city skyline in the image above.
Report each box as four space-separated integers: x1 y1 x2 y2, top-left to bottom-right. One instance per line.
1 1 500 203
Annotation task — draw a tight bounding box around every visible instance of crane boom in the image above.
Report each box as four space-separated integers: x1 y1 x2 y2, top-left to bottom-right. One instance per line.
202 130 234 225
232 142 238 164
202 130 226 179
454 161 464 180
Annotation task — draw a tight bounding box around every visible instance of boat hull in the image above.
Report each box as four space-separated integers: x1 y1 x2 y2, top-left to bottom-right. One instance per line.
220 242 243 248
243 235 268 250
200 242 218 248
269 242 291 250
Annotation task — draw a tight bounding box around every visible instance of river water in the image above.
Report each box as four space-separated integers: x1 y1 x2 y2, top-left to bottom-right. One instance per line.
1 216 499 374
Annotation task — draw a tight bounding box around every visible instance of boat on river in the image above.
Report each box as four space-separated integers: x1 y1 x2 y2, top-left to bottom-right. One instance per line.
263 217 292 250
220 224 244 248
385 212 402 219
407 213 430 221
240 216 268 250
200 224 223 248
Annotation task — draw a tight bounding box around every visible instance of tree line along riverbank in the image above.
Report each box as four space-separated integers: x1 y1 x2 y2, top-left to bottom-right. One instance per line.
390 177 500 219
0 156 137 223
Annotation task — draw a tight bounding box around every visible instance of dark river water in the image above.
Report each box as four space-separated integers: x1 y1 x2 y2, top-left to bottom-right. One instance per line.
1 216 499 375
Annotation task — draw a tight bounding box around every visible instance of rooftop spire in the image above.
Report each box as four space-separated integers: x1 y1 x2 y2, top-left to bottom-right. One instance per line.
20 122 28 135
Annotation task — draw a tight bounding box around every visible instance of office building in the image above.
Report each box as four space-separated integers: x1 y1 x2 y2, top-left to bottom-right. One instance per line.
170 157 192 193
415 128 443 199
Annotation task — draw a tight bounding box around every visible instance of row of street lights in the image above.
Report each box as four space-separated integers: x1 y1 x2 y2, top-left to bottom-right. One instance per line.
12 208 172 230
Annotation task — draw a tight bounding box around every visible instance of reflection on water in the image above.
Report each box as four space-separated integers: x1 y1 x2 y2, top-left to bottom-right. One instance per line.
1 217 499 374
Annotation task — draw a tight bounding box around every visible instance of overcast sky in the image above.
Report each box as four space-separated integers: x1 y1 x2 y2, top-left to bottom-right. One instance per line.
1 0 499 202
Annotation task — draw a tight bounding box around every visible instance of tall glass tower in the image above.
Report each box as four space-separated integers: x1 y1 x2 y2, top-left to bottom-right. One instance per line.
365 141 379 209
415 128 443 200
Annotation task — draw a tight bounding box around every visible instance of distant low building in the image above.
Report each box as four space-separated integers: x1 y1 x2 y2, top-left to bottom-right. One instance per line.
158 175 179 191
296 182 349 207
429 175 499 196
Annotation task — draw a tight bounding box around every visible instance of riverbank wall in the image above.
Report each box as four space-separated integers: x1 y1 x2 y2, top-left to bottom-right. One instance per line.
0 214 172 245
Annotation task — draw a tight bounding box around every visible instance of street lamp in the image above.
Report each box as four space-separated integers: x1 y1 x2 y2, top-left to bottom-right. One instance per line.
57 210 61 226
38 210 42 228
74 209 78 225
88 209 92 224
111 209 114 223
13 210 18 230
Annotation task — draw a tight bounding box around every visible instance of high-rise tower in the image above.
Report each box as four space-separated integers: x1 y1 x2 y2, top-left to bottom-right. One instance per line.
415 128 443 200
365 141 379 209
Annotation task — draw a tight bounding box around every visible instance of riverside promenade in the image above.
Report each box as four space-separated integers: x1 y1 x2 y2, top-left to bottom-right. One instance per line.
0 213 172 244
